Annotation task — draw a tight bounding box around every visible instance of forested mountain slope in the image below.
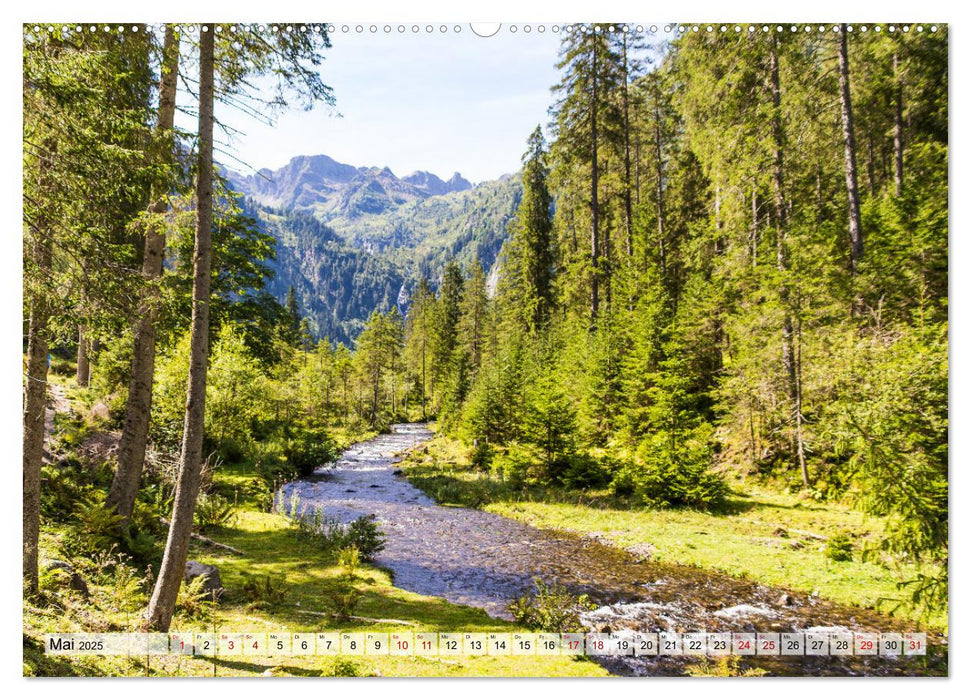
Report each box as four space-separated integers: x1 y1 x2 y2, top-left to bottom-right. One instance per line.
229 158 521 342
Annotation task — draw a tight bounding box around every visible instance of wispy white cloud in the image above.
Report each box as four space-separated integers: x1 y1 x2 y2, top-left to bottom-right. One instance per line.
191 28 565 182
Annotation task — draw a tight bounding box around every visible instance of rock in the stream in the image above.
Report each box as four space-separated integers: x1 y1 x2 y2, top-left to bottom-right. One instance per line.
778 592 795 607
184 561 223 598
392 469 403 476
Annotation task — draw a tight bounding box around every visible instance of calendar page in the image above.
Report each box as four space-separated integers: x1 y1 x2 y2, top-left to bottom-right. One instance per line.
19 0 951 685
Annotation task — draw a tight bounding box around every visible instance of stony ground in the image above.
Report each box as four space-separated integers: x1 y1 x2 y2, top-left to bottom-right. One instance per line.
280 425 944 676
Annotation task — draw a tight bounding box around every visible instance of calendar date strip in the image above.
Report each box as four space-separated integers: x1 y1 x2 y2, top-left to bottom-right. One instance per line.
45 631 927 657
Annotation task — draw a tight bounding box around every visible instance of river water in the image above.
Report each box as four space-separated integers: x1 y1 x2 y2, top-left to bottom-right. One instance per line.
279 424 944 676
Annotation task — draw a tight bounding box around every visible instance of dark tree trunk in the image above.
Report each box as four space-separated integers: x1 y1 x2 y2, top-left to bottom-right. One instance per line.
769 38 809 489
108 25 180 523
750 186 759 269
654 88 667 282
23 139 55 595
893 51 904 196
76 329 89 387
590 41 600 326
621 35 633 260
147 24 214 632
23 276 50 596
838 25 864 272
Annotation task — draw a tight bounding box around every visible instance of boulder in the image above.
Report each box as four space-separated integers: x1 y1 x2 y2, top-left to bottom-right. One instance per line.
90 402 111 421
69 572 90 597
43 560 88 596
183 560 223 598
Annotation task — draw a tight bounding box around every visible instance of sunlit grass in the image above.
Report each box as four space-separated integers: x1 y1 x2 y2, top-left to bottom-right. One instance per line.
401 436 947 632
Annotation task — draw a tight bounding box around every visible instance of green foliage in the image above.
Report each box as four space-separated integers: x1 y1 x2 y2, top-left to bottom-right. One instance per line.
686 656 768 677
825 533 855 563
291 509 386 562
326 546 364 621
554 453 612 490
240 572 289 609
284 426 339 477
613 438 728 510
469 440 493 471
320 657 364 677
508 578 594 632
176 575 215 620
194 493 237 531
66 496 125 557
344 515 387 561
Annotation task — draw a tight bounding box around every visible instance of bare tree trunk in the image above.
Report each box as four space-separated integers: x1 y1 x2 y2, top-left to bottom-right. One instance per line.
893 51 904 196
86 339 98 386
794 319 808 489
108 26 180 522
590 43 600 327
147 24 214 632
23 140 55 595
815 166 824 226
865 136 875 197
750 185 759 269
769 38 809 489
838 25 864 272
654 87 667 282
621 34 633 260
76 329 89 387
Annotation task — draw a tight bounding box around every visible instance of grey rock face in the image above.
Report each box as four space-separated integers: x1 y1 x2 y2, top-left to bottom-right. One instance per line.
183 560 223 598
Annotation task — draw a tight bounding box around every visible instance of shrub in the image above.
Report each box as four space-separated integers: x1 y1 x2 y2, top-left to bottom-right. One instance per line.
177 575 215 619
217 438 249 464
241 572 289 610
553 453 611 489
40 464 97 521
320 657 364 677
469 440 493 470
64 496 125 556
635 459 728 510
109 563 146 615
825 532 854 562
613 429 728 510
326 546 364 621
345 515 386 561
491 443 538 488
285 426 339 477
293 510 386 561
508 578 594 632
194 493 237 531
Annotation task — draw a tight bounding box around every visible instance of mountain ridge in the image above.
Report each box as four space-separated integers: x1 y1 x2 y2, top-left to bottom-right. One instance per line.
226 154 521 344
228 154 474 217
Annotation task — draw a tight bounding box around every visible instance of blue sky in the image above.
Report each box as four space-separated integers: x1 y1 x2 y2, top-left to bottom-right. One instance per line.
203 26 566 183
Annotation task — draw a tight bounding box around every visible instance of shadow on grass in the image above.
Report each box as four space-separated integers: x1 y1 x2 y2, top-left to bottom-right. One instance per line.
200 655 324 677
182 512 521 635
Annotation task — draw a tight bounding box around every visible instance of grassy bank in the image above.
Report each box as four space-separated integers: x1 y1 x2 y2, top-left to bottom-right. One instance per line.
25 485 607 677
23 383 608 678
400 436 947 632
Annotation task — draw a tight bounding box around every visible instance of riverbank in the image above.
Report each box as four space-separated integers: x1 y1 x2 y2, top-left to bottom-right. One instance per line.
24 401 607 677
400 435 947 633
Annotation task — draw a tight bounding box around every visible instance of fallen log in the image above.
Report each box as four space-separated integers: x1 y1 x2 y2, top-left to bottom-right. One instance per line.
160 518 243 554
293 610 418 626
